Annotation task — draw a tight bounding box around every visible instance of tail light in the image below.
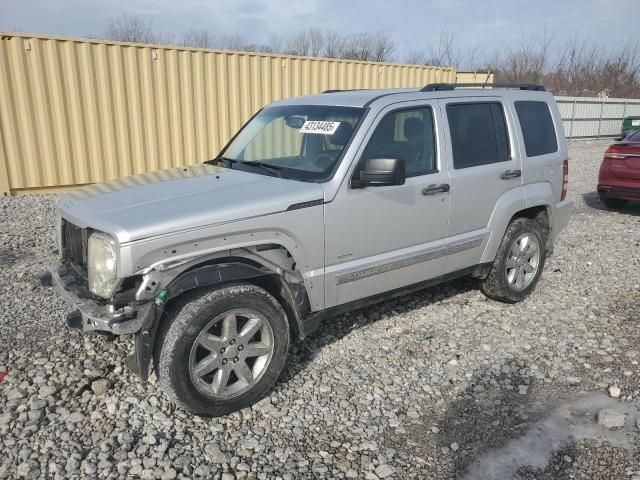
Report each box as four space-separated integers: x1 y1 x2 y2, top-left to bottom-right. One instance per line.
604 145 627 159
561 158 568 200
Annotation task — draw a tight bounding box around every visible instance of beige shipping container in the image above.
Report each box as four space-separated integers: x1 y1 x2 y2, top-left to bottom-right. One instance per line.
455 71 495 84
0 33 456 195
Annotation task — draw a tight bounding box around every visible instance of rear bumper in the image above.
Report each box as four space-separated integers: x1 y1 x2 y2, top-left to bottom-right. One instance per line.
551 198 573 242
49 264 153 335
597 185 640 201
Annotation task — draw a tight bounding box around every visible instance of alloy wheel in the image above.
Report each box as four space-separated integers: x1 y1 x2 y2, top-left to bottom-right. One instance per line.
505 233 541 291
188 309 274 399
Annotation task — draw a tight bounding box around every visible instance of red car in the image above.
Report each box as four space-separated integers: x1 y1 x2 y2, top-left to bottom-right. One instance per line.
598 130 640 208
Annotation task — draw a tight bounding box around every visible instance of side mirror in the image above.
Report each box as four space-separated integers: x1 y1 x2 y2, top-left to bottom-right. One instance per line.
356 157 405 187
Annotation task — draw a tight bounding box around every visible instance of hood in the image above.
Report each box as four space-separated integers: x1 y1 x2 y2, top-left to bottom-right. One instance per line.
57 164 324 243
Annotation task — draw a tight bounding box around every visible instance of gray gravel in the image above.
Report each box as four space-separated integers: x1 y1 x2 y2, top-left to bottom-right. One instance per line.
1 139 640 479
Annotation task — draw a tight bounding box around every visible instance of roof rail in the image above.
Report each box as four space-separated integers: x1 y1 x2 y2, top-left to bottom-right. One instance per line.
420 83 545 92
322 88 364 93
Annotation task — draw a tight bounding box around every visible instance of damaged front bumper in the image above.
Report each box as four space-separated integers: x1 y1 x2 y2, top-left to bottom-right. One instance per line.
47 264 154 335
47 264 161 380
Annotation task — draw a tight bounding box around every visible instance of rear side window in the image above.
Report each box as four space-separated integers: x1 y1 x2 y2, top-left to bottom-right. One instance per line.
514 101 558 157
447 103 510 169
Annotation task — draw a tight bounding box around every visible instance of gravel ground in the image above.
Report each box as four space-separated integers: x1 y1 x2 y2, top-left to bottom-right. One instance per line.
1 139 639 480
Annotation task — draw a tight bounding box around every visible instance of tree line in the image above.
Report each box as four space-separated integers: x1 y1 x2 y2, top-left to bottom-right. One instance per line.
102 15 640 98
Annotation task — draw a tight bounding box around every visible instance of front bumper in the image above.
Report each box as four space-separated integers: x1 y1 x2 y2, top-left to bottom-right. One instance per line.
49 264 153 335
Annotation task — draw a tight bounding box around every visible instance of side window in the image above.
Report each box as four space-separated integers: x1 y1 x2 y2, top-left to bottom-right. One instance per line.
514 101 558 157
363 106 437 177
447 102 510 169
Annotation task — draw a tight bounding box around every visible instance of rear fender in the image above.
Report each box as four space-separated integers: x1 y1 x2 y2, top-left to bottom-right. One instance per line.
480 187 528 264
480 182 556 263
521 182 559 242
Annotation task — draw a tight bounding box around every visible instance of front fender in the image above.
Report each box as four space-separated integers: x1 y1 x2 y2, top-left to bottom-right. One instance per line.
129 261 310 381
119 205 325 311
164 262 269 301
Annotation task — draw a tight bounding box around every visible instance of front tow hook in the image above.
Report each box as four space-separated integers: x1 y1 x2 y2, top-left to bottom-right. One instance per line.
67 309 83 329
40 271 53 287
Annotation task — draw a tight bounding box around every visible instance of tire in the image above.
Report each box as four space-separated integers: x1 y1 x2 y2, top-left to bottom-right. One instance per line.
598 192 628 209
480 217 547 303
155 283 290 416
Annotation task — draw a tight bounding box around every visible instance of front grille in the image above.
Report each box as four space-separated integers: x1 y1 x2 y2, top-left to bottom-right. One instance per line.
61 219 88 268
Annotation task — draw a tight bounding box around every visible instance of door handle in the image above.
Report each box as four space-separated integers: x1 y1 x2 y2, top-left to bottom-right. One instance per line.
500 169 522 180
422 183 450 195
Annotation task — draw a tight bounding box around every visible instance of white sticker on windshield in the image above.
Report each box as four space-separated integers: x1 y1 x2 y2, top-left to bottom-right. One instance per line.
300 120 341 135
632 119 640 126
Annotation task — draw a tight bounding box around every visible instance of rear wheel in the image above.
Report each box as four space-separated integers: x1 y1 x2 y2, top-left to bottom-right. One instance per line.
598 192 628 209
155 284 290 416
480 217 546 303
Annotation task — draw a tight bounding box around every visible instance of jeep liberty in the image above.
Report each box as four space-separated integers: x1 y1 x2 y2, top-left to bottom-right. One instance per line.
47 83 572 416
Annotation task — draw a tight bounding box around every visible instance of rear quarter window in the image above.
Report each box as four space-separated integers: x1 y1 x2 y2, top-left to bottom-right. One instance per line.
514 101 558 157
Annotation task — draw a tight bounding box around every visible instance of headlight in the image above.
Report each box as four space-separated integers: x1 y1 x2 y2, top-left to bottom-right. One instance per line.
88 232 118 298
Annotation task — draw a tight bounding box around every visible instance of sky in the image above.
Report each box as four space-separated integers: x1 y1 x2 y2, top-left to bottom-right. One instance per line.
1 0 638 64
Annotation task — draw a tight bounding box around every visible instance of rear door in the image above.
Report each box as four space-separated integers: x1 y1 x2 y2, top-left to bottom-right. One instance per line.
440 97 523 274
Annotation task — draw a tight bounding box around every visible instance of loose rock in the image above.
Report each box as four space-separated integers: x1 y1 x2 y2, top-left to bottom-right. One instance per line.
597 409 625 429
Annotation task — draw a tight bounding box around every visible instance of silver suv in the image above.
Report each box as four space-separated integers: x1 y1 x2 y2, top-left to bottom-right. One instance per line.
47 83 572 416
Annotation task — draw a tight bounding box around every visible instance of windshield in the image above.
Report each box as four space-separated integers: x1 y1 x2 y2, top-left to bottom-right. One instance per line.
217 105 364 181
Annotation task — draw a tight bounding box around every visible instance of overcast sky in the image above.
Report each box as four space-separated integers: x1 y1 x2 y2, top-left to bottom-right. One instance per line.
1 0 637 62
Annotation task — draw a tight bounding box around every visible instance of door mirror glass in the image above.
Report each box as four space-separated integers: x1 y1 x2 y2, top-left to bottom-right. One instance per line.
357 157 405 187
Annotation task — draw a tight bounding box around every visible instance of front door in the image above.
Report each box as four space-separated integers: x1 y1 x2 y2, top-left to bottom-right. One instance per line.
323 102 450 308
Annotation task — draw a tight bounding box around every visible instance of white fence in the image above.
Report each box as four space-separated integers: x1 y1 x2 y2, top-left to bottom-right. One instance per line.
556 96 640 140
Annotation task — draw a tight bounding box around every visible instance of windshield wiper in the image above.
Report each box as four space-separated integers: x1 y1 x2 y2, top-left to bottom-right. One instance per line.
241 161 283 178
205 157 283 177
204 156 238 167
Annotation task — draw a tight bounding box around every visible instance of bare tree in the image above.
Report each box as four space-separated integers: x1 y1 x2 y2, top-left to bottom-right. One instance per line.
182 29 214 48
260 33 284 54
324 30 345 58
219 33 248 51
422 31 460 67
404 32 486 70
103 15 158 44
283 29 393 61
341 32 394 62
286 31 312 56
488 35 640 97
490 35 551 84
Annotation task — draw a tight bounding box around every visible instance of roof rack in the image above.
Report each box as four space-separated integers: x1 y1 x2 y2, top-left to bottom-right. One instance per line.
420 83 545 92
322 88 366 93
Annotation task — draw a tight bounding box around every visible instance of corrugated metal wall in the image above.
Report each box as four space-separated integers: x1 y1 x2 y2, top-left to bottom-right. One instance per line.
0 33 456 195
455 71 494 84
556 96 640 139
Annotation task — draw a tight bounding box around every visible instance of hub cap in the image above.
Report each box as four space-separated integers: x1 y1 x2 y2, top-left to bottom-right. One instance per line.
505 233 540 291
189 309 274 399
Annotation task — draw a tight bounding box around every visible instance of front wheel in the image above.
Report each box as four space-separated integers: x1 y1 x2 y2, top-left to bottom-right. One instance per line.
155 284 290 416
480 217 546 303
